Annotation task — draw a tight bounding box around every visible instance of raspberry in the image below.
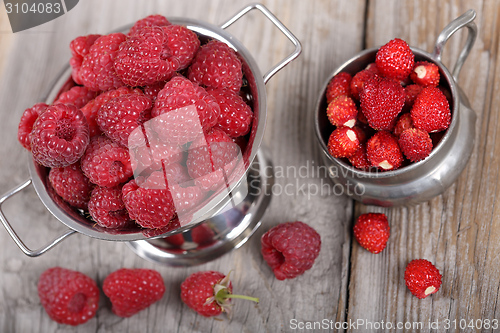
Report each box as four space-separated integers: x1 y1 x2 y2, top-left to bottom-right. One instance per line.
353 213 390 254
366 131 403 171
48 162 93 209
411 86 451 133
69 34 101 85
54 86 99 109
38 267 99 326
170 184 206 215
326 72 352 103
393 113 414 137
326 95 358 128
375 38 414 81
17 102 48 150
261 221 321 280
327 127 360 158
152 76 220 144
81 86 139 137
398 128 433 162
88 185 130 228
31 104 89 168
103 268 165 317
97 93 152 146
81 136 133 187
79 33 126 91
186 128 240 191
348 144 371 170
181 271 258 317
188 40 243 92
360 75 405 131
163 233 185 247
142 81 166 102
162 24 201 70
404 259 442 299
350 69 377 100
128 14 171 36
122 179 175 229
190 223 215 246
208 88 253 137
404 84 424 108
410 61 440 87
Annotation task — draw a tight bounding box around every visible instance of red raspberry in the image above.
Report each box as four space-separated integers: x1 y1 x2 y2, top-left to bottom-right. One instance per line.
163 233 185 247
353 213 390 254
350 69 378 100
48 162 93 209
31 104 89 168
163 24 201 70
398 128 433 162
375 38 414 81
152 76 220 144
122 179 175 229
411 86 451 133
186 128 240 191
142 81 166 102
404 84 424 108
103 268 165 317
17 102 48 150
404 259 442 299
360 75 405 131
81 136 133 187
38 267 99 326
208 88 253 137
54 86 99 109
366 131 403 171
393 113 414 137
191 223 215 246
88 185 130 228
326 95 358 128
327 127 360 158
181 271 258 317
81 86 139 137
79 33 126 91
69 34 101 85
170 184 206 215
188 40 243 92
128 14 171 36
261 221 321 280
410 61 440 87
326 72 352 103
348 144 371 170
97 93 152 146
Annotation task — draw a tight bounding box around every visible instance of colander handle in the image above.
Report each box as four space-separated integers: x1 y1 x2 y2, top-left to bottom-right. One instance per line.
0 179 76 257
432 9 477 82
220 3 302 84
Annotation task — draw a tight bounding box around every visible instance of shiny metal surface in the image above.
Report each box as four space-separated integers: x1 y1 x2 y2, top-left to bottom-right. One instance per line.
126 148 273 266
314 11 477 206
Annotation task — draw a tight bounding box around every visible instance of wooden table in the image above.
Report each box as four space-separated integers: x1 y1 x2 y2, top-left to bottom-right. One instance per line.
0 0 498 332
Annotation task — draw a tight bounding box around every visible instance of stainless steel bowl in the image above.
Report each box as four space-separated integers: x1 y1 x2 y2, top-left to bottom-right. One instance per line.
314 10 477 207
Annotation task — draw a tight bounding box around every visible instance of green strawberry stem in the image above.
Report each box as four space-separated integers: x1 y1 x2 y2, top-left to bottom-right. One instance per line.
216 289 259 303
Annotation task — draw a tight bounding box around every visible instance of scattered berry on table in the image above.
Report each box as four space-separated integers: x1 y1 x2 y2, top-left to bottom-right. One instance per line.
353 213 390 254
404 259 442 299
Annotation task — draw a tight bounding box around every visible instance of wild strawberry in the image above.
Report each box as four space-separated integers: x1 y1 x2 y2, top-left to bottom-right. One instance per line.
366 131 403 171
360 76 405 131
410 61 440 87
326 72 352 102
327 127 360 158
181 271 259 318
404 84 424 108
398 128 433 162
393 113 414 137
326 95 358 128
411 86 451 133
404 259 442 299
353 213 390 254
375 38 414 81
348 144 371 170
350 69 377 100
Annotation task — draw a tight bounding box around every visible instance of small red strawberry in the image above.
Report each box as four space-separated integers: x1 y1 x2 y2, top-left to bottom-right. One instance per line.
103 268 165 317
180 271 259 318
348 144 371 170
404 84 424 109
411 86 451 133
375 38 414 81
326 95 358 128
327 127 360 158
393 113 414 137
366 131 403 171
326 72 352 102
404 259 442 299
410 61 440 87
350 69 377 100
353 213 390 254
360 75 405 131
398 128 433 162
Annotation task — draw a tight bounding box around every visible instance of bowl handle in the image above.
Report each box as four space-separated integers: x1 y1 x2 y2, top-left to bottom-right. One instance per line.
0 179 76 257
220 3 302 84
432 9 477 82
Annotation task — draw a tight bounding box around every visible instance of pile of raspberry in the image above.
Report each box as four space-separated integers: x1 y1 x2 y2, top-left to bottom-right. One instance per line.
324 38 452 171
17 14 254 231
